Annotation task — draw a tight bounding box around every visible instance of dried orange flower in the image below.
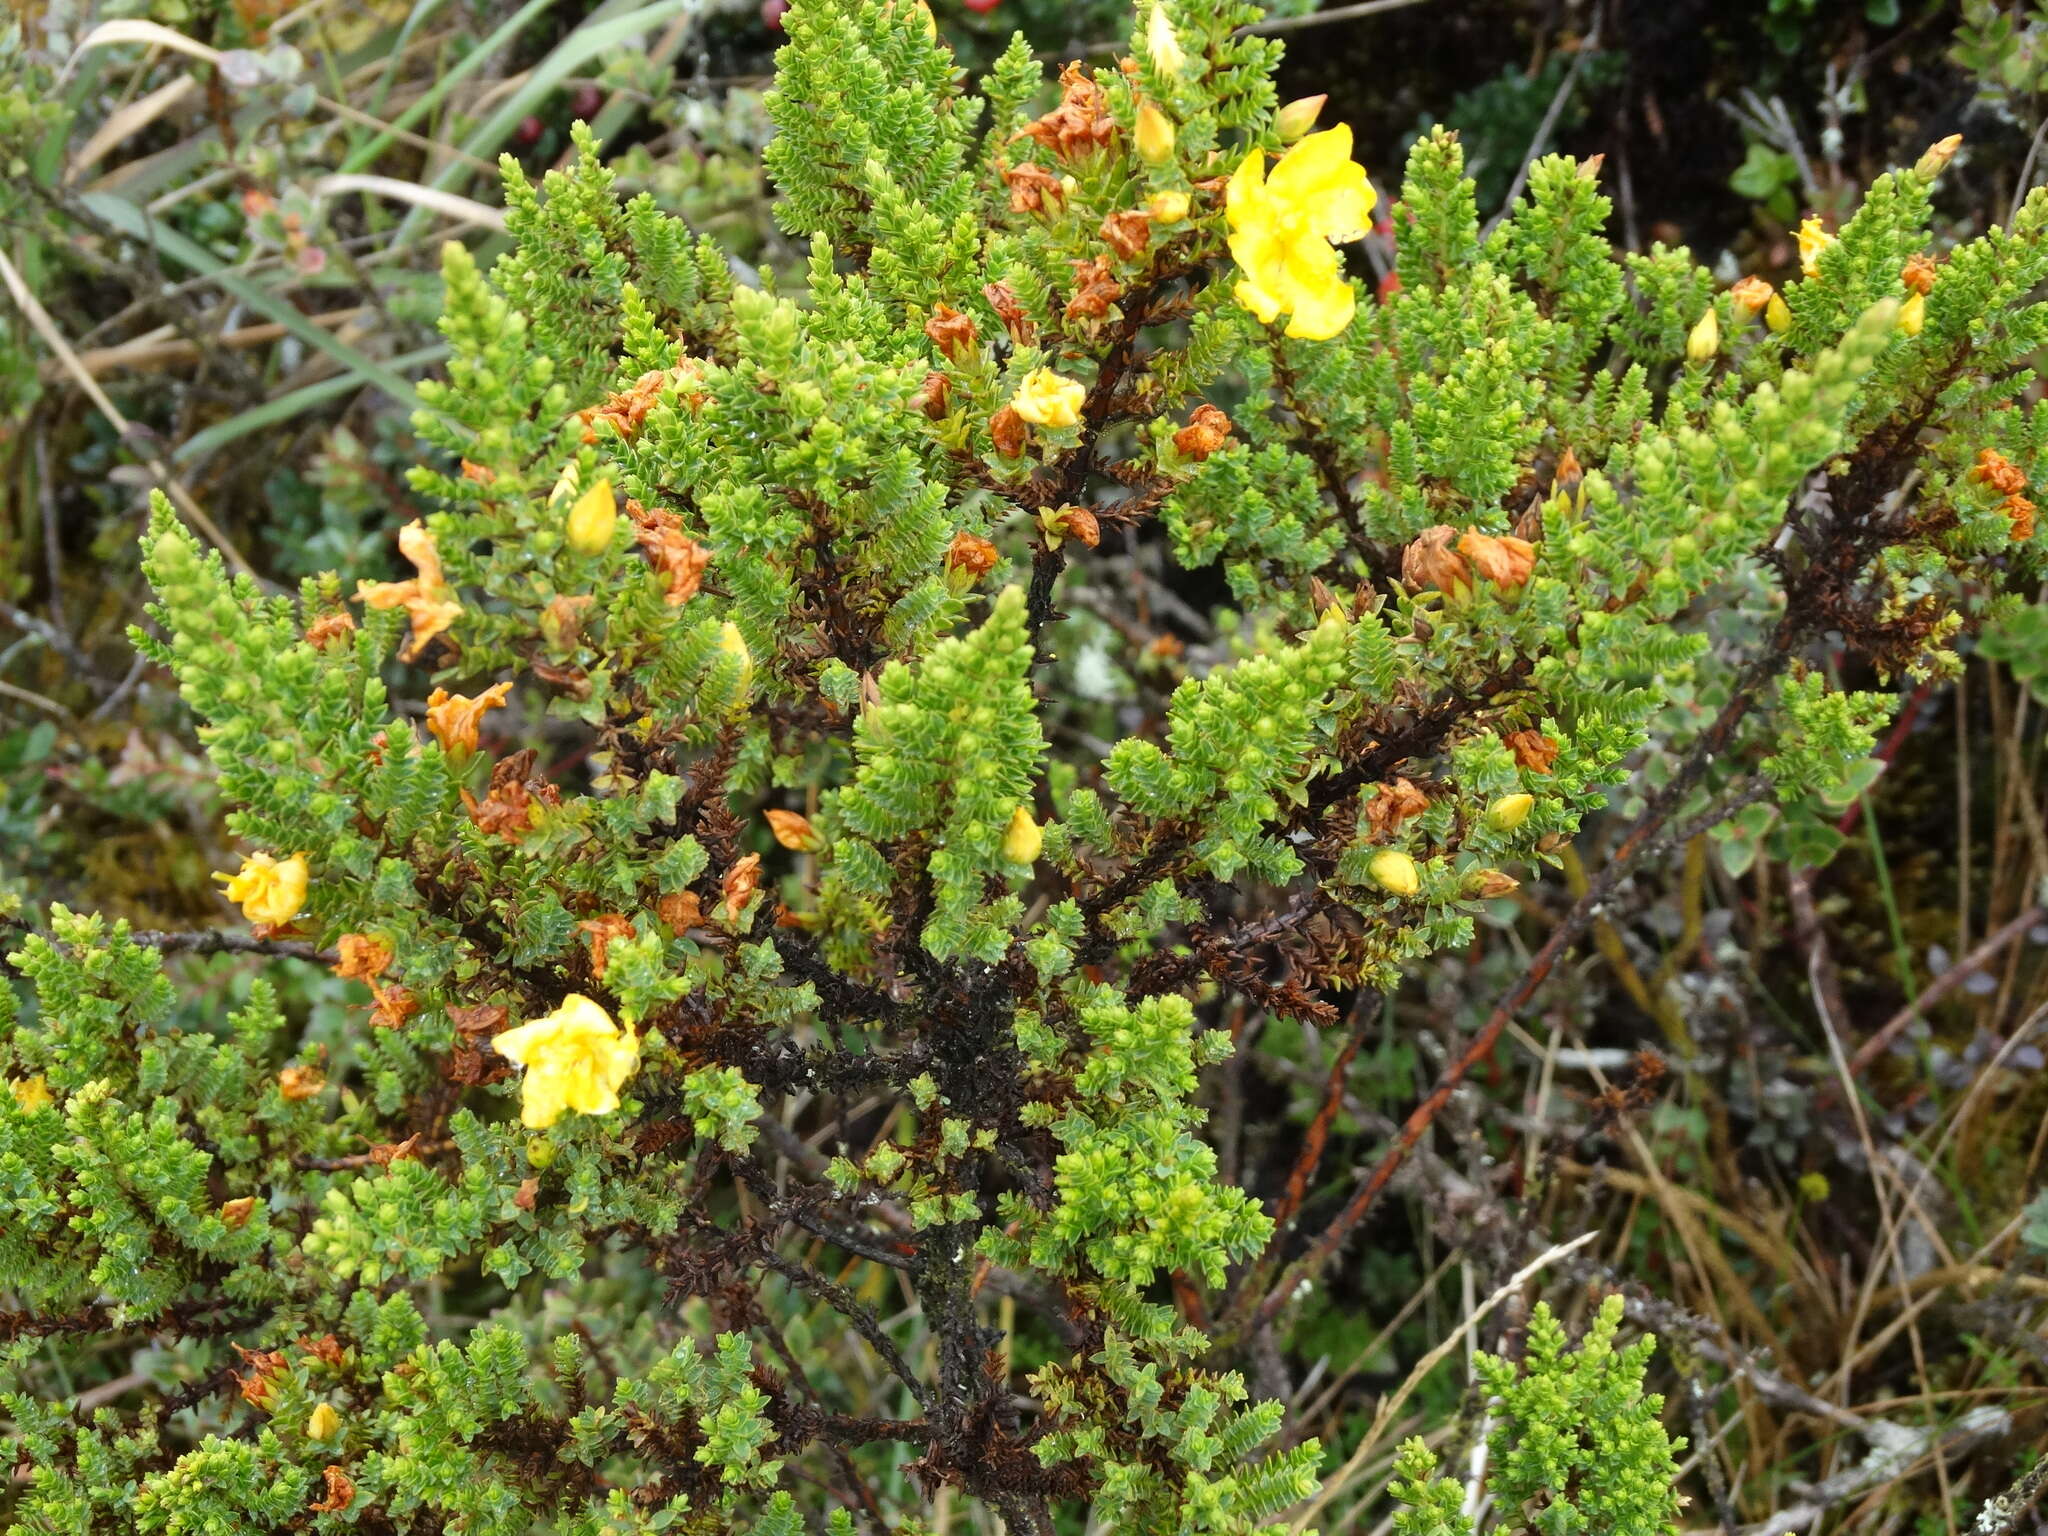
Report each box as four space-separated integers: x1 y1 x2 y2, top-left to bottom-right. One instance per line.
626 499 713 607
1022 61 1117 160
1901 253 1938 295
332 933 392 982
945 530 1000 589
657 890 704 936
461 750 559 842
1458 529 1537 591
1364 777 1430 841
1100 209 1152 259
356 521 463 661
310 1467 355 1514
1044 505 1101 549
1504 729 1560 773
2003 493 2037 542
1970 448 2028 498
1005 159 1065 214
912 370 951 420
220 1196 259 1229
766 809 822 851
1173 403 1233 461
425 680 512 759
278 1064 325 1101
1728 276 1774 318
984 281 1037 344
577 913 636 976
304 610 356 650
1066 256 1124 321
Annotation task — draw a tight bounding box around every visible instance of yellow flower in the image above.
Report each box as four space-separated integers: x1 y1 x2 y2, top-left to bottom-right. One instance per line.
1010 368 1087 429
565 477 618 556
9 1075 52 1113
306 1402 341 1441
1226 124 1375 341
493 994 640 1131
1135 100 1176 165
1797 216 1836 279
1898 291 1926 336
216 852 310 927
1003 805 1043 864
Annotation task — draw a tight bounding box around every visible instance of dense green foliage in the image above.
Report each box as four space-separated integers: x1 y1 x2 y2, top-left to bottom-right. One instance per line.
5 0 2047 1531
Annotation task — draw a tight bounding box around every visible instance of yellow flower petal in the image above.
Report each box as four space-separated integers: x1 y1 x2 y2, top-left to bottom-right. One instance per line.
1282 275 1355 341
1233 278 1283 325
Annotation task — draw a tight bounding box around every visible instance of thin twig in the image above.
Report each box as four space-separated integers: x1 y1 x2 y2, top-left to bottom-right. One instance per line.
1847 904 2045 1076
1482 18 1603 238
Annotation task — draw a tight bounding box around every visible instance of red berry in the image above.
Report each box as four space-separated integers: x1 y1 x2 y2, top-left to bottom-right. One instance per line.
762 0 789 27
514 115 544 147
570 84 603 121
963 0 1000 12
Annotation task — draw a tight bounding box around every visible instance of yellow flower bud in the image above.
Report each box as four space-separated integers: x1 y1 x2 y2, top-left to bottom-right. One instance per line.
1764 293 1792 333
1145 1 1187 74
718 621 754 701
1914 133 1962 179
1486 793 1535 832
1135 100 1176 166
526 1135 558 1167
565 477 618 556
1368 848 1420 897
766 808 822 852
1274 94 1327 142
1797 1170 1831 1202
1898 291 1926 336
1685 307 1719 363
1148 189 1191 224
1003 805 1043 864
306 1402 341 1441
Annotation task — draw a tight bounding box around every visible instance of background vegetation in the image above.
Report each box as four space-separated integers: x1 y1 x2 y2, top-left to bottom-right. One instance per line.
4 0 2048 1531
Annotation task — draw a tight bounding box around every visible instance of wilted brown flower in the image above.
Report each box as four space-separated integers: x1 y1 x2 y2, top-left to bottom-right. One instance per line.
304 609 356 650
1022 61 1116 160
461 750 559 842
1727 276 1774 319
220 1196 259 1229
579 367 683 444
2004 493 2037 542
459 458 496 485
1005 159 1065 214
425 680 512 759
277 1064 325 1101
332 933 392 982
990 406 1029 458
1173 403 1233 461
368 983 417 1031
1901 253 1938 295
925 302 979 360
984 281 1037 344
626 499 712 606
1458 529 1537 591
912 370 951 420
1504 729 1560 773
577 913 636 977
1401 525 1470 594
1100 209 1152 259
235 1346 288 1409
1363 777 1430 841
657 890 704 936
945 530 1000 586
1066 257 1123 322
719 853 763 928
310 1468 356 1516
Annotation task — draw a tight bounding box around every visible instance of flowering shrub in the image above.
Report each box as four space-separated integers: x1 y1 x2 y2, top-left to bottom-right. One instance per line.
4 0 2045 1530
